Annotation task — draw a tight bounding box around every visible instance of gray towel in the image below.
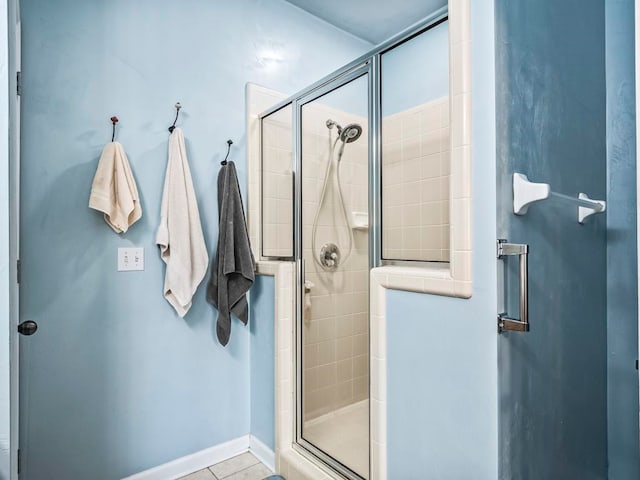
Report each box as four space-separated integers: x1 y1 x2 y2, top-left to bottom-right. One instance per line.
207 161 255 346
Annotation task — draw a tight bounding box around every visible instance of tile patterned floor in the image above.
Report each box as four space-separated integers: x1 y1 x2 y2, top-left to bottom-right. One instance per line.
179 452 274 480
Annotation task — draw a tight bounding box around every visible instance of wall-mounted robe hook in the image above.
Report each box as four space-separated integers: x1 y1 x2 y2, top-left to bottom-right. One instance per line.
110 116 119 142
168 102 182 133
221 139 233 165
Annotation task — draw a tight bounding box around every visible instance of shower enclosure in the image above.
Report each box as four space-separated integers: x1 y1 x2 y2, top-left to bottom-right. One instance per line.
257 8 449 479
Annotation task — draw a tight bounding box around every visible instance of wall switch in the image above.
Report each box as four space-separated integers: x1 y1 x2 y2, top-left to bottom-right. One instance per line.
118 247 144 272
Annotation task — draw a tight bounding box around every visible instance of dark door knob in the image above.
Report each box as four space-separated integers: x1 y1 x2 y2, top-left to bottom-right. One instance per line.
18 320 38 336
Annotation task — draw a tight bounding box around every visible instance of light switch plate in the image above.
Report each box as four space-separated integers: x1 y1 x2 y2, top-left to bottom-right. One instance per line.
118 247 144 272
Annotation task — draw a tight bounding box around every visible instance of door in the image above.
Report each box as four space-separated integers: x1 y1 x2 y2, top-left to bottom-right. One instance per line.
496 2 608 477
636 0 640 444
297 71 371 480
3 1 22 479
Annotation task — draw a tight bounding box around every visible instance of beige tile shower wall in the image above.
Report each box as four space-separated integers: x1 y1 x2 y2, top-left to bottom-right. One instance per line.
382 96 450 262
262 115 293 258
300 102 369 421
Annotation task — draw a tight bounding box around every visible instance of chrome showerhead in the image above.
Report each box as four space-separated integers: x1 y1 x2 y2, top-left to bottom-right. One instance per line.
340 123 362 143
327 119 362 148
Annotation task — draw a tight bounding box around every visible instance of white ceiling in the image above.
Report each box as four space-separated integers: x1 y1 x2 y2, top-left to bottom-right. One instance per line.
284 0 448 44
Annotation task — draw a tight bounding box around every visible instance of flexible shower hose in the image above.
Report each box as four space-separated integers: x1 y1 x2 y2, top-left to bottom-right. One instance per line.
311 131 355 271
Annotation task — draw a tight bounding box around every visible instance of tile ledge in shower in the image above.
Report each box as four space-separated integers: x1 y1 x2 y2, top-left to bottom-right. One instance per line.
371 265 472 298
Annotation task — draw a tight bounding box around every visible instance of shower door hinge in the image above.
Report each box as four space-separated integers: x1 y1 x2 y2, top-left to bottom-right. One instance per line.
16 71 21 96
16 259 21 284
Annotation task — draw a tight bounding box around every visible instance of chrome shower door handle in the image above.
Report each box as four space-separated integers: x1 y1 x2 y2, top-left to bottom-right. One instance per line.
497 239 529 333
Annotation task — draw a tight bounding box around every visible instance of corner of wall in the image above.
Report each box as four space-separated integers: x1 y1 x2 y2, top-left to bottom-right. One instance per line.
605 0 640 477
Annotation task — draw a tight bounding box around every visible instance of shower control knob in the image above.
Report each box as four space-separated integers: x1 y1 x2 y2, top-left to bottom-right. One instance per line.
320 243 341 270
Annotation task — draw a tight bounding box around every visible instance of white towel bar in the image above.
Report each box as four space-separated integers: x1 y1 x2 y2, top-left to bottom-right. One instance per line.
513 173 606 224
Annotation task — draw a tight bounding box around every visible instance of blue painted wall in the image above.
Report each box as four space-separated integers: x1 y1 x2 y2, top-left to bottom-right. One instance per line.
311 73 370 124
316 18 448 119
17 1 370 478
381 20 449 116
249 276 275 451
386 1 498 478
605 0 639 478
317 17 448 119
496 1 608 478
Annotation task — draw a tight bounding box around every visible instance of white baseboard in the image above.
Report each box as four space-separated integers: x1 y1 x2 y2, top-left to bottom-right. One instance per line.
122 435 251 480
249 435 275 472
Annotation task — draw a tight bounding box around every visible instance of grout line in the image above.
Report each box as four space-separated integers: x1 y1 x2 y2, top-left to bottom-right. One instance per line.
212 462 263 480
230 464 258 478
206 453 262 480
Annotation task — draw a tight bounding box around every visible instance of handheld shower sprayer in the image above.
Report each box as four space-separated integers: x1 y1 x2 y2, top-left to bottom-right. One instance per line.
311 118 363 271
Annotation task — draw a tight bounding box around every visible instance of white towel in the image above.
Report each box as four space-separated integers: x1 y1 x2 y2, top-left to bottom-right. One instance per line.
156 128 209 317
89 142 142 233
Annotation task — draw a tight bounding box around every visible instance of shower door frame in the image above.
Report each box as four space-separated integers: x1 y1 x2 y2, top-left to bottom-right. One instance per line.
259 60 378 479
294 64 375 480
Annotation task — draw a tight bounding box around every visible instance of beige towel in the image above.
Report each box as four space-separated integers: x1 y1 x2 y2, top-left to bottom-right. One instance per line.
89 142 142 233
156 128 209 317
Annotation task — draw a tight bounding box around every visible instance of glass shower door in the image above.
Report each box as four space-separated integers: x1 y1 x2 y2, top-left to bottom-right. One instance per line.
298 73 370 479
